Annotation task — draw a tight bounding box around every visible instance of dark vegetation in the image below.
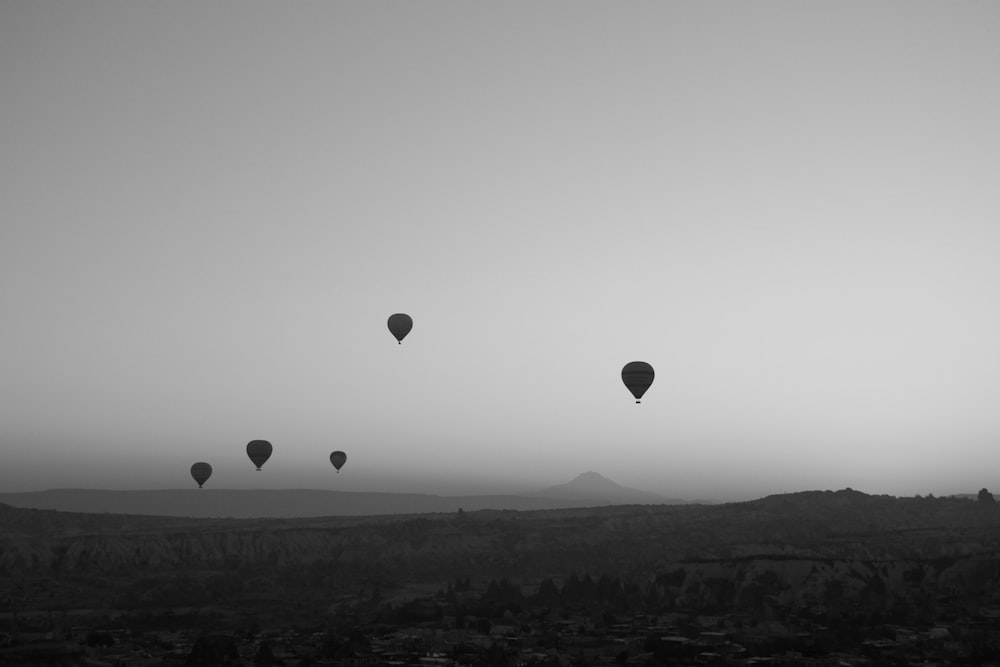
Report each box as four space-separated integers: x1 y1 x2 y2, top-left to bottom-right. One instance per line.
2 490 1000 664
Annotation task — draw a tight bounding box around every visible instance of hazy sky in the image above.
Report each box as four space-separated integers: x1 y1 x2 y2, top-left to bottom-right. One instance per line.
3 2 999 501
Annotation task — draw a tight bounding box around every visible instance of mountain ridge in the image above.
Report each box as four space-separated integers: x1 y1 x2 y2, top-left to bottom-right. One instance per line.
0 472 683 519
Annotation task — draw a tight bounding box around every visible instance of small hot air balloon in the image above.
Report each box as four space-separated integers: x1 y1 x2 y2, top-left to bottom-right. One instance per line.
387 313 412 344
330 450 347 472
246 439 273 470
190 462 212 488
621 361 654 403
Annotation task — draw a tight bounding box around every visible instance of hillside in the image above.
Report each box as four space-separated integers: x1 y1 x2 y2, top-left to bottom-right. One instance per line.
0 473 675 518
3 491 1000 666
2 490 1000 585
4 489 1000 665
0 488 588 519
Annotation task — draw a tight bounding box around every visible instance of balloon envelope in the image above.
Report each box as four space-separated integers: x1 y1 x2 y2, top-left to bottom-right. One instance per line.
246 440 273 470
621 361 654 403
190 462 212 488
387 313 413 343
330 450 347 472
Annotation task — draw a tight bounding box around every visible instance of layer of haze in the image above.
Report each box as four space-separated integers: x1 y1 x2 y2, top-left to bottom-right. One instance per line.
2 2 999 502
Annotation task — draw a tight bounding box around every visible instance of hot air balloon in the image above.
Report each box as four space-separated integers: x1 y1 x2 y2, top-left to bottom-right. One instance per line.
621 361 654 403
190 462 212 488
330 450 347 472
246 440 273 470
387 313 412 344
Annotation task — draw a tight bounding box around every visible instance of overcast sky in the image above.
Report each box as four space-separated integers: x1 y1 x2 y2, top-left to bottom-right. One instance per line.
2 2 999 501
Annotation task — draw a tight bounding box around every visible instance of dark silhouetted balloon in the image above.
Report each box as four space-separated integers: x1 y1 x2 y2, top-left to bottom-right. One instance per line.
246 440 273 470
190 462 212 488
330 450 347 472
387 313 412 344
621 361 654 403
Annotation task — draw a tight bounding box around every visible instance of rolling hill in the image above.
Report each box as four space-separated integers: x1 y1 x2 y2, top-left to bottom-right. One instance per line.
0 472 676 518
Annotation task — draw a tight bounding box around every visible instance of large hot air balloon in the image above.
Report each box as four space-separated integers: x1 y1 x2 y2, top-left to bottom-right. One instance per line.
190 462 212 488
387 313 412 344
330 450 347 473
246 440 273 470
621 361 654 403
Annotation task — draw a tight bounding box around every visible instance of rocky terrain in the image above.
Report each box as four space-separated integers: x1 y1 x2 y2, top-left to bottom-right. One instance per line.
2 489 1000 612
3 489 1000 664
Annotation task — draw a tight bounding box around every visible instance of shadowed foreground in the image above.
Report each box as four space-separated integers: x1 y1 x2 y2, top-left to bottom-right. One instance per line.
2 489 1000 664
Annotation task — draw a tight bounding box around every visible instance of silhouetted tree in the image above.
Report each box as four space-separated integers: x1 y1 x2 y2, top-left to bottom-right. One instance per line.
482 641 512 667
485 578 522 606
596 573 621 603
978 488 995 504
185 635 241 666
561 573 583 602
86 631 114 656
535 578 559 603
254 641 276 667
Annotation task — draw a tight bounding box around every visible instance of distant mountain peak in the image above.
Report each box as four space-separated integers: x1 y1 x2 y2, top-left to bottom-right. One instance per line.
566 471 627 491
529 472 668 504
